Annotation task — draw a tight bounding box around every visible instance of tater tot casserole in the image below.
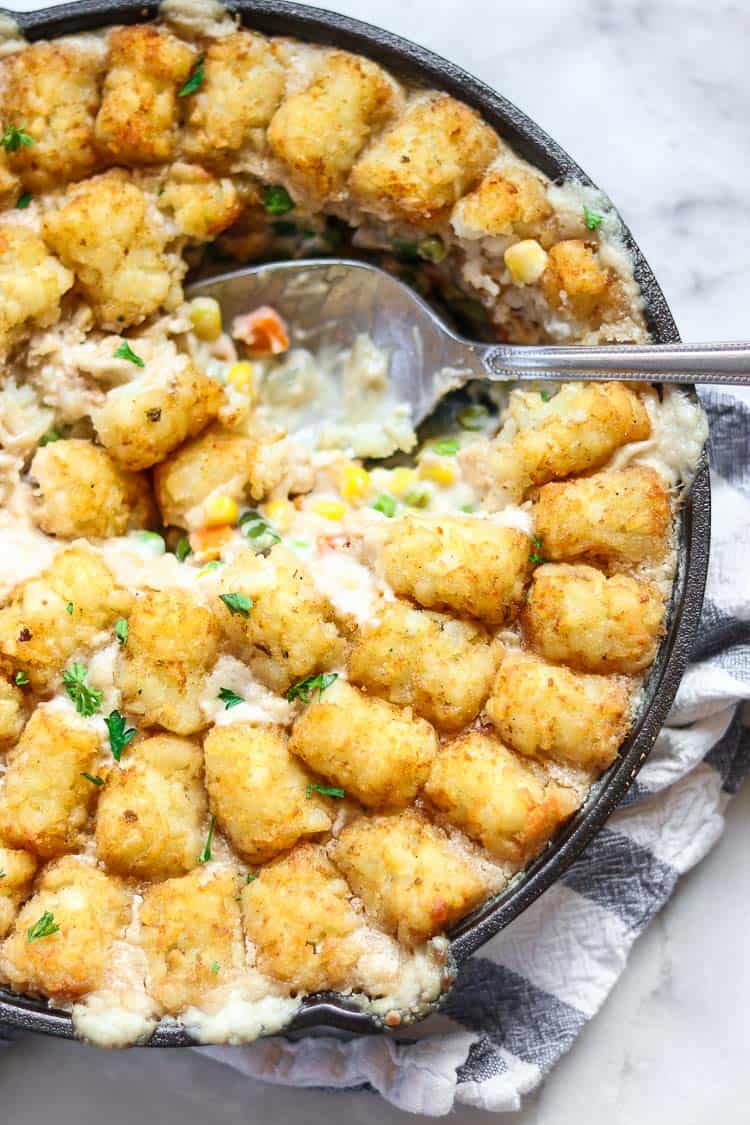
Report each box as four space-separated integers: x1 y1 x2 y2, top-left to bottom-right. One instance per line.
0 0 708 1046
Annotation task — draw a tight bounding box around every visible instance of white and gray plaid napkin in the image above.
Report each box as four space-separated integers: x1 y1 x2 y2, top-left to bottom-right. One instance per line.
3 387 749 1115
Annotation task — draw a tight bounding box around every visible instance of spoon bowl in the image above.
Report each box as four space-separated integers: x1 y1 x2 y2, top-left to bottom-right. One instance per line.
190 259 750 428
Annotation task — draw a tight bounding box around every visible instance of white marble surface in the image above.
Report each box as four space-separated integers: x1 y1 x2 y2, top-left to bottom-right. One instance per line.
2 0 749 1120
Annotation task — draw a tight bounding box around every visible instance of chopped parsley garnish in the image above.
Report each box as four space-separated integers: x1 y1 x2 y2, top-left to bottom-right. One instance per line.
540 389 553 402
114 618 128 646
246 872 257 884
306 783 345 799
432 438 460 456
418 236 446 264
14 670 28 686
65 602 74 615
286 671 338 704
81 772 104 787
1 123 34 152
62 663 103 717
239 510 281 555
210 960 220 975
372 493 397 518
27 911 59 943
199 815 216 864
391 237 419 259
403 488 430 509
178 56 204 97
218 686 244 710
16 191 32 209
175 536 192 562
105 710 136 762
219 592 253 617
583 205 603 231
262 184 294 215
113 341 145 368
457 404 488 431
198 560 223 577
39 430 60 446
529 535 545 565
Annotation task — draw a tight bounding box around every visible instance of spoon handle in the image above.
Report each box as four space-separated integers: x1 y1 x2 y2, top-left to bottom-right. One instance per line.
481 340 750 385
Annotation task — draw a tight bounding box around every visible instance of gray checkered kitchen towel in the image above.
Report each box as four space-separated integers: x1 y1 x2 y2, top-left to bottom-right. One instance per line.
4 387 750 1114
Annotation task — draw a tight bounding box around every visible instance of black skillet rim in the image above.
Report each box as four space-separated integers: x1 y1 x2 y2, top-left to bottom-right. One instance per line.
0 0 711 1046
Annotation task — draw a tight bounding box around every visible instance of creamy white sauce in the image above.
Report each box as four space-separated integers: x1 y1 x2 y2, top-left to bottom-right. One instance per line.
200 656 294 727
309 544 384 626
610 385 708 488
181 993 301 1046
252 335 417 459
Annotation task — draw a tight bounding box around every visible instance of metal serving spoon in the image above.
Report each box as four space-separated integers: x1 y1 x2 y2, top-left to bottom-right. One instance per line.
189 258 750 427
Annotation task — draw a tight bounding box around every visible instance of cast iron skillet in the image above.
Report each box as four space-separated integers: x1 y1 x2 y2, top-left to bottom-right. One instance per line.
0 0 711 1046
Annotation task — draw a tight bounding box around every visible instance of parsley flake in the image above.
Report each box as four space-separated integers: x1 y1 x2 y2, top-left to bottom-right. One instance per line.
286 671 338 704
39 430 60 446
218 687 244 710
14 670 28 686
246 872 257 884
27 910 59 943
210 960 220 975
372 493 397 518
433 438 460 456
391 237 419 259
262 184 294 215
62 663 103 717
65 602 74 615
175 536 192 562
199 815 216 864
219 592 253 617
540 389 553 402
529 535 545 565
239 510 281 555
16 191 32 209
178 56 204 97
105 710 136 762
114 618 128 646
113 341 145 368
306 783 345 799
1 123 34 152
81 772 104 787
583 205 603 231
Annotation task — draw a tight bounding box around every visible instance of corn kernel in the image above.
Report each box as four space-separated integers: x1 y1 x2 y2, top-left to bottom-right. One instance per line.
189 297 223 342
263 499 296 533
226 361 255 397
203 494 239 527
339 464 370 503
389 467 417 495
312 499 346 521
504 239 549 286
419 460 456 486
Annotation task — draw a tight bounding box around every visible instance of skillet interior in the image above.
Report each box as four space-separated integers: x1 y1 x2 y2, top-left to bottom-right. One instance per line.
0 0 711 1045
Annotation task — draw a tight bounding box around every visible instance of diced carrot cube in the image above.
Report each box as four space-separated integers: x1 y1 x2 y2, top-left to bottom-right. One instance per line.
231 305 290 356
189 524 234 558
